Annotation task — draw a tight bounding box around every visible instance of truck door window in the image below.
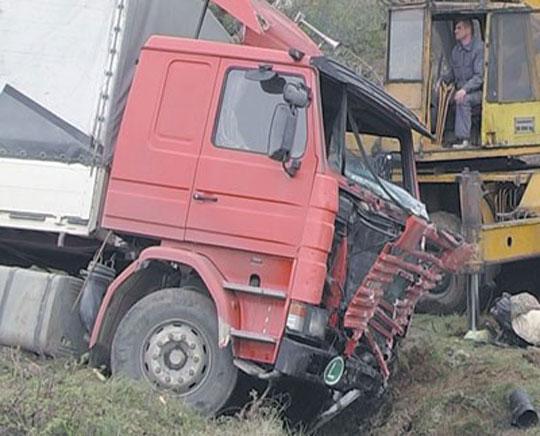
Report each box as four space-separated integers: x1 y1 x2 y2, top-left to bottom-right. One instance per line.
487 13 539 102
388 9 424 81
214 69 307 157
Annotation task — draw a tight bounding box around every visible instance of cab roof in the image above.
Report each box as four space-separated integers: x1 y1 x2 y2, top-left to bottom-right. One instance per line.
313 57 433 139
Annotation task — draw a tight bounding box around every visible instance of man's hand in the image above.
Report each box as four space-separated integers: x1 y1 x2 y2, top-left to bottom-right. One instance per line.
454 89 467 104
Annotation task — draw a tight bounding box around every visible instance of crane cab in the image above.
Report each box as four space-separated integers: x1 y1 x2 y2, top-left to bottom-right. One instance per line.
381 2 540 315
385 2 540 156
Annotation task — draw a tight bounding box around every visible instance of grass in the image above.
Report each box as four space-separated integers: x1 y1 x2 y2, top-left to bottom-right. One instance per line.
0 348 286 436
1 315 540 435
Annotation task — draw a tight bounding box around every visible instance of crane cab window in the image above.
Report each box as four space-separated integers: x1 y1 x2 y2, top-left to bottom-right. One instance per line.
487 12 540 103
429 17 485 144
387 9 424 81
430 17 485 91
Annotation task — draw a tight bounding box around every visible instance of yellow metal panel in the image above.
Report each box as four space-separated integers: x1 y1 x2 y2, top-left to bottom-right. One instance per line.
385 83 424 111
525 0 540 8
481 217 540 264
482 101 540 146
518 172 540 214
415 144 540 161
394 170 534 184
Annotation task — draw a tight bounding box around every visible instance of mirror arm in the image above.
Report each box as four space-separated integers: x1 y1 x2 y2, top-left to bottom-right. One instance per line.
282 106 298 150
271 105 298 162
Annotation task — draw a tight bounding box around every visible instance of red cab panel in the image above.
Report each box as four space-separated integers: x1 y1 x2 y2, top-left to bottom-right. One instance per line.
185 59 318 257
103 49 220 240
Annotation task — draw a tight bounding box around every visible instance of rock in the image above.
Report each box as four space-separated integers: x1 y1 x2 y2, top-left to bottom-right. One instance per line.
464 329 491 343
513 310 540 347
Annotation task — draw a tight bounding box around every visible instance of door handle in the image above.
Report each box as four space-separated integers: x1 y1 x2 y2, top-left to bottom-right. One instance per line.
193 192 218 203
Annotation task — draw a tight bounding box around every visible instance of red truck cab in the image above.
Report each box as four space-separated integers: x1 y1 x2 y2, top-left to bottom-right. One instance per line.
89 1 470 419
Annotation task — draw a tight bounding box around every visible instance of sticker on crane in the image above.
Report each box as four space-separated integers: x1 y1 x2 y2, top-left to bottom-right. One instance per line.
323 356 345 386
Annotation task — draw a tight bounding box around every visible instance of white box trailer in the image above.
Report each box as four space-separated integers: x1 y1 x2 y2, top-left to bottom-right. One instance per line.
0 0 229 236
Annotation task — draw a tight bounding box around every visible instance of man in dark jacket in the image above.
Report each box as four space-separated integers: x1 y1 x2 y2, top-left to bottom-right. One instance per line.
443 19 484 148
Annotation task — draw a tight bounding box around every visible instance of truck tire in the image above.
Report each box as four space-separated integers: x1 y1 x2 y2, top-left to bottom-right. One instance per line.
416 212 467 314
111 287 238 416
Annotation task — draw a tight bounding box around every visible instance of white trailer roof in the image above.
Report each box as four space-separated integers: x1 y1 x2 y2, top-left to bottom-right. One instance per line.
0 0 230 163
0 0 117 159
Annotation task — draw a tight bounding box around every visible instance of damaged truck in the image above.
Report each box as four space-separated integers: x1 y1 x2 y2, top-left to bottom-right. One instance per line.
0 0 471 420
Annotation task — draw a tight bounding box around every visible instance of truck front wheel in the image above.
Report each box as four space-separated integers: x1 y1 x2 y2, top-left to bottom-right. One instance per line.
111 287 238 416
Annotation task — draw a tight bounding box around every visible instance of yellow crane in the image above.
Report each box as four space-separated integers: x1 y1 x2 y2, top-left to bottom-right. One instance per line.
381 0 540 317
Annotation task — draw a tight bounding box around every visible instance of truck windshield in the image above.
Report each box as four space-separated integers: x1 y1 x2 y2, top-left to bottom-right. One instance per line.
214 69 307 157
487 12 540 102
320 74 427 218
344 136 427 219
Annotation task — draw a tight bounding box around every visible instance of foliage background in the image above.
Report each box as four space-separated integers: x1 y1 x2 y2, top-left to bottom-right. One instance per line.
276 0 388 83
210 0 390 83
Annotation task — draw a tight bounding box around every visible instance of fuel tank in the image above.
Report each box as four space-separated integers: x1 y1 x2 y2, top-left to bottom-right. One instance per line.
0 266 87 357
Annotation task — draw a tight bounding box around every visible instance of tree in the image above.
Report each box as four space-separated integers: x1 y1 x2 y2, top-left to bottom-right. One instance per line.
277 0 388 82
211 0 389 82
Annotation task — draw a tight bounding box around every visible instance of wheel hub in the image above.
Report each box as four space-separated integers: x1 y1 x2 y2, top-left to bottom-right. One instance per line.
143 323 209 394
168 348 187 369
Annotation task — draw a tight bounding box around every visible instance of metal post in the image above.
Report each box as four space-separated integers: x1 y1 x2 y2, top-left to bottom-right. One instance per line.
467 273 480 331
400 132 420 200
194 0 210 39
458 169 483 333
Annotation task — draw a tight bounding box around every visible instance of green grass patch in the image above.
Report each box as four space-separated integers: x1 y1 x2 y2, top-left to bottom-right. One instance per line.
0 348 286 436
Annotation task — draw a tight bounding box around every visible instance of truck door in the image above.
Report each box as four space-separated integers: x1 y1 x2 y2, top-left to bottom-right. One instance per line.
186 61 317 256
103 52 219 240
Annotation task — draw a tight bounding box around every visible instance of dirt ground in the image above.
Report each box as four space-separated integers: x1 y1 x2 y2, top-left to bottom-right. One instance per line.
335 315 540 436
1 314 539 435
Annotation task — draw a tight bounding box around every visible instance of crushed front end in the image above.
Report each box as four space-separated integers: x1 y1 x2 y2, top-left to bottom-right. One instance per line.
272 56 473 423
274 184 472 423
331 188 472 389
276 181 472 397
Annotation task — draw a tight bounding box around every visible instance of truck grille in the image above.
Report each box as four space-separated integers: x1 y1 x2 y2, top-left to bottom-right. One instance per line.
343 215 473 381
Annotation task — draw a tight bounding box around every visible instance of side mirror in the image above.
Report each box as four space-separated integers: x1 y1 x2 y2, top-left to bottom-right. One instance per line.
283 82 310 108
268 103 298 163
245 65 276 82
268 82 310 163
246 65 286 95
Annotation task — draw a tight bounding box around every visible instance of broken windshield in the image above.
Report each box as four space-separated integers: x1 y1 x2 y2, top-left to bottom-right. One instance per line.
319 72 427 219
344 133 428 219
